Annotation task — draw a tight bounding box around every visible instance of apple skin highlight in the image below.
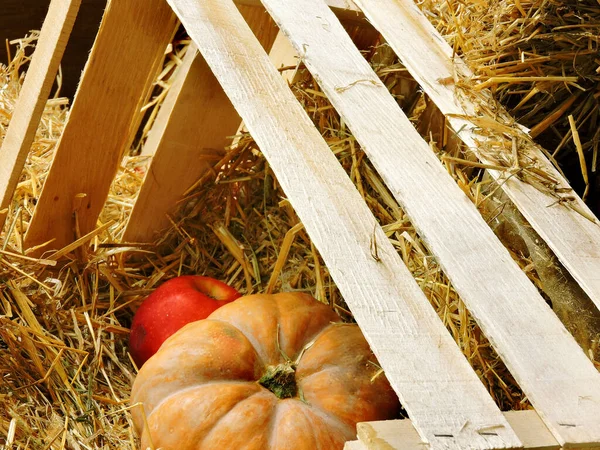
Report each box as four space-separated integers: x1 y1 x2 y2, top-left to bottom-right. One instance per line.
129 275 241 367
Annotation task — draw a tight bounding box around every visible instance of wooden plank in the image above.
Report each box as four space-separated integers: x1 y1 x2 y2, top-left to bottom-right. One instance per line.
235 0 362 18
502 411 560 450
0 0 82 232
357 411 560 450
23 0 178 253
165 0 522 449
344 441 368 450
122 5 279 243
259 0 600 446
358 420 423 450
353 0 600 322
124 12 374 242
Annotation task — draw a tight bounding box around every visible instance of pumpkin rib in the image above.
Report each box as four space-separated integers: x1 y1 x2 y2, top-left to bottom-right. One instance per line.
268 399 354 449
295 323 374 381
141 382 264 450
293 325 336 370
147 380 260 420
304 402 356 448
199 389 278 449
206 298 285 365
295 381 359 439
207 292 341 365
265 399 283 449
204 318 269 368
130 319 261 430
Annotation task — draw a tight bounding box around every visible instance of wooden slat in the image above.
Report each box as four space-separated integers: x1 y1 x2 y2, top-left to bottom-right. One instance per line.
23 0 178 253
502 412 561 450
353 0 600 321
358 420 423 450
259 0 600 446
235 0 362 17
344 441 367 450
122 5 279 243
165 0 521 449
0 0 82 232
357 411 560 450
124 11 369 243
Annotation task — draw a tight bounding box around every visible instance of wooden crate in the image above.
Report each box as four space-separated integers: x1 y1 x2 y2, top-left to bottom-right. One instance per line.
1 0 600 449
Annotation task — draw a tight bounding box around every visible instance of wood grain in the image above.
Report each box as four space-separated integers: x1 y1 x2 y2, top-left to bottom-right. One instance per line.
235 0 361 17
260 0 600 446
357 420 424 450
502 411 560 450
123 5 279 243
357 411 560 450
166 0 522 448
23 0 178 253
0 0 82 232
354 0 600 325
344 441 368 450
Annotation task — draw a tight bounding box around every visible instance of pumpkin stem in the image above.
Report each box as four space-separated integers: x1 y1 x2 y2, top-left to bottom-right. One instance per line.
258 362 297 399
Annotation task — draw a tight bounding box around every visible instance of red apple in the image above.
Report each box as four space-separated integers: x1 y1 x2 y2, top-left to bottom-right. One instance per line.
129 275 241 367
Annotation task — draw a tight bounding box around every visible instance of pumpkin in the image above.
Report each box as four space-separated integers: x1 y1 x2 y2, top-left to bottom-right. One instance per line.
130 292 400 449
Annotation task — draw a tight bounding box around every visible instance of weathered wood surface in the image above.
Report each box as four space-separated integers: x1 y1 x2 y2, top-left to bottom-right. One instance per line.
0 0 82 233
124 12 377 243
260 0 600 446
23 0 178 253
344 441 367 450
123 5 279 243
165 0 522 449
356 411 560 450
235 0 361 17
501 411 560 450
354 0 600 318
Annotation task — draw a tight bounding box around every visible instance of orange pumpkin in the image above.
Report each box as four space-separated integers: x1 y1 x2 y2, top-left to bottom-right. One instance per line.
130 292 400 449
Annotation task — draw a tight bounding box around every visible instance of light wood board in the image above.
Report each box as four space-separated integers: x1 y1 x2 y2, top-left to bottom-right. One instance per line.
123 5 279 243
353 0 600 321
23 0 178 253
166 0 522 448
235 0 361 17
259 0 600 446
344 441 367 450
357 411 560 450
0 0 82 232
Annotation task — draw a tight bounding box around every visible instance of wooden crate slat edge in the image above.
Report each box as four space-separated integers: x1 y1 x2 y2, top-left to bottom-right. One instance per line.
0 0 82 232
353 0 600 318
235 0 362 16
356 411 561 450
344 440 368 450
123 5 280 243
22 0 178 253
